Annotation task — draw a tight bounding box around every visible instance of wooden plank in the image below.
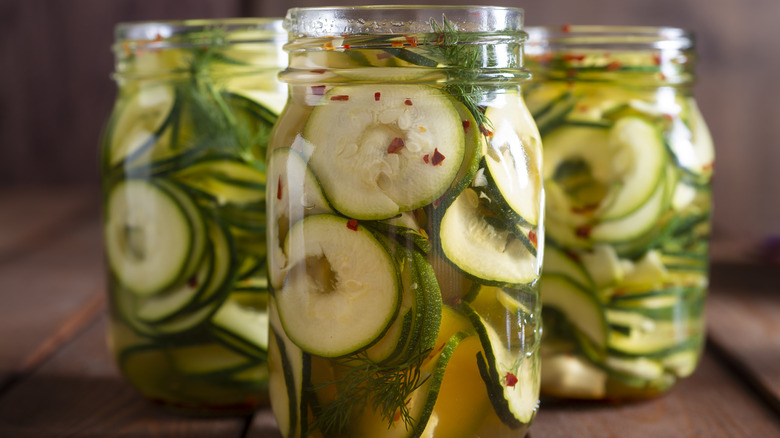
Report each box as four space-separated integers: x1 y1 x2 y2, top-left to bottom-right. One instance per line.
0 187 97 262
0 314 249 437
529 349 780 438
0 213 106 385
707 263 780 412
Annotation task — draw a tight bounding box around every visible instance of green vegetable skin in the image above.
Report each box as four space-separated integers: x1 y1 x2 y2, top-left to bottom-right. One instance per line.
526 47 715 400
267 21 542 438
101 21 285 413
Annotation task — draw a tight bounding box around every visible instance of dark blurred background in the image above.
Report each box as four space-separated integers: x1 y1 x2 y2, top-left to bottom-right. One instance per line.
1 0 778 244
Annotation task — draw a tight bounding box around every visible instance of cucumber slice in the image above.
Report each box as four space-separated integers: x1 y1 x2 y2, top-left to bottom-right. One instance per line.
276 214 401 357
303 84 465 220
540 274 608 350
267 147 332 289
483 91 543 226
107 84 176 167
105 180 195 296
465 304 537 428
167 343 252 376
439 188 538 287
541 354 607 400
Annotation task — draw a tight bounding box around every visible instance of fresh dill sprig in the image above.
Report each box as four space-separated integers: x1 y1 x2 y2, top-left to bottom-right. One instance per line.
311 349 431 437
428 16 494 134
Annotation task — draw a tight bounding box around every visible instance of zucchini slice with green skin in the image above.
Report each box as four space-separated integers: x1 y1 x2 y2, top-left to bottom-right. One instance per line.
439 188 538 287
540 274 608 350
303 84 465 220
269 296 310 438
210 296 269 358
482 91 543 227
464 304 537 428
267 147 332 290
105 179 198 296
542 244 595 290
276 214 401 357
107 84 176 168
175 157 267 204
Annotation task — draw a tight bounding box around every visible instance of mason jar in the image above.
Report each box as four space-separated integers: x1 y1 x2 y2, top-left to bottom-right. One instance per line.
524 26 715 400
101 18 286 414
266 6 543 437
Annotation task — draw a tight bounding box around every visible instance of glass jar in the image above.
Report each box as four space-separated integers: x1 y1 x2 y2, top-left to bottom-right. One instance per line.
524 26 714 400
267 6 542 437
101 18 286 414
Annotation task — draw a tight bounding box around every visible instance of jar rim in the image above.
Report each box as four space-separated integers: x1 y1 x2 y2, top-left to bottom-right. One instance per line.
114 18 285 50
284 5 525 37
526 25 693 51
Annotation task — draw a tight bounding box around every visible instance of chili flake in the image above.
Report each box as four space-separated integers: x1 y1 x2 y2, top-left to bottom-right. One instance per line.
311 85 326 95
431 148 445 166
528 230 538 247
561 24 572 33
606 61 622 71
187 275 199 289
387 137 405 154
462 120 471 132
310 69 326 74
277 176 283 200
347 219 359 231
343 44 351 49
404 99 413 106
575 225 592 239
423 154 430 164
374 92 381 101
330 95 350 101
479 125 493 137
505 372 519 387
405 35 418 47
392 40 404 48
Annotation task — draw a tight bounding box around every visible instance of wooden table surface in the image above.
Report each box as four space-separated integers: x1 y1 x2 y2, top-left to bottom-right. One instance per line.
0 187 778 437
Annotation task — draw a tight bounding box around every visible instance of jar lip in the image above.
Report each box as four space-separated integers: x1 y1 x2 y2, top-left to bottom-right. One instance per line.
115 18 285 48
525 25 693 50
284 5 525 37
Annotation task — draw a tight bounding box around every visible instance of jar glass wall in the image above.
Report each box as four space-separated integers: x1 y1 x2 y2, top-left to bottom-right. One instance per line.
101 18 286 414
267 6 542 437
524 26 714 400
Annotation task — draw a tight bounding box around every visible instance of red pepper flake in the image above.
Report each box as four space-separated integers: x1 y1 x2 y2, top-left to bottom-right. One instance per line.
153 33 163 43
377 52 392 60
330 95 350 101
187 275 199 289
561 24 572 33
528 230 538 247
311 85 326 95
404 99 413 106
702 161 715 171
343 44 351 49
423 154 430 164
431 148 446 166
374 92 381 101
659 72 667 80
606 61 622 71
387 137 405 154
310 69 326 74
405 35 418 47
505 372 519 387
276 176 283 200
663 113 674 122
391 41 404 47
323 41 334 50
562 54 585 62
462 120 471 132
479 125 493 137
575 225 592 239
653 53 662 65
347 219 359 231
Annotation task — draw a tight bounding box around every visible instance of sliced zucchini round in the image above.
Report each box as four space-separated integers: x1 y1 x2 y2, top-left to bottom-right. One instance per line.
105 179 196 296
276 214 401 357
465 304 538 428
267 147 332 289
303 84 465 220
483 91 543 226
175 157 267 204
439 188 538 286
107 84 176 167
540 274 608 350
